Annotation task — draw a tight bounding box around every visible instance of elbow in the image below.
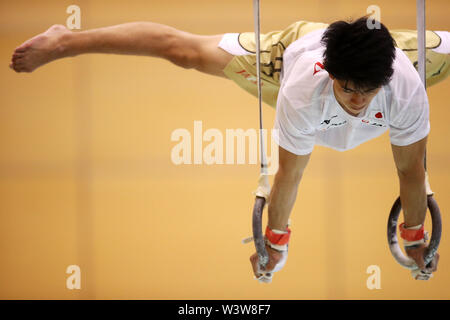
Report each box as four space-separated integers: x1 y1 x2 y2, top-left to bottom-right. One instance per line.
396 163 425 182
276 165 304 184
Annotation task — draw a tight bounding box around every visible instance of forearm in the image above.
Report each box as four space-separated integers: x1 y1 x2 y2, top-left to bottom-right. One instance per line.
61 22 180 57
267 170 302 231
399 169 427 227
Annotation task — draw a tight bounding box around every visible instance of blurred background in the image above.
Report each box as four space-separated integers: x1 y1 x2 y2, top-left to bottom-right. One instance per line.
0 0 449 299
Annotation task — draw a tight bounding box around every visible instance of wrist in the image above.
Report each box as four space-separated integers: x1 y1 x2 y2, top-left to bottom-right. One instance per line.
265 226 291 252
399 223 425 245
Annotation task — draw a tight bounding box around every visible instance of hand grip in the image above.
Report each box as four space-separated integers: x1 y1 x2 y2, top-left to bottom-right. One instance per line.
387 195 441 269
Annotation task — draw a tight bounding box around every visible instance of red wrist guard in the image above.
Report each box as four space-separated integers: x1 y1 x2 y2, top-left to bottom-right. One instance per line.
265 226 291 245
399 223 424 241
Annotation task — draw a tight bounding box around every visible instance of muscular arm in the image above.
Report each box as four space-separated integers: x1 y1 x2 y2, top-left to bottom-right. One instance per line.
391 136 428 227
267 146 311 230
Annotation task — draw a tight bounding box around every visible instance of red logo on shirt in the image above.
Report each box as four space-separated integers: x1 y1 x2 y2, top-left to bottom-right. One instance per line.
236 69 263 86
375 112 383 119
313 62 324 75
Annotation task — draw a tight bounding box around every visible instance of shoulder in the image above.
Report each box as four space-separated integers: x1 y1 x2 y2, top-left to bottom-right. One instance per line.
388 48 424 100
384 49 429 131
280 48 330 111
282 29 326 70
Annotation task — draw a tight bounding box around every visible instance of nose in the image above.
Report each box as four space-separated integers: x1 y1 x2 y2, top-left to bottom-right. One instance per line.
351 93 365 106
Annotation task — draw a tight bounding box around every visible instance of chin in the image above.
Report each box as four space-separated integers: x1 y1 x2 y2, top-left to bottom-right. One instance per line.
350 106 366 113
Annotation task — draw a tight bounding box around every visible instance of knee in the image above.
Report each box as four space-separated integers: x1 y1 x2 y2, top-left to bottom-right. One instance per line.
165 31 201 69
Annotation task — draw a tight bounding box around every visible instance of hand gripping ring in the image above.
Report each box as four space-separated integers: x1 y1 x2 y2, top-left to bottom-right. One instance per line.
387 195 442 269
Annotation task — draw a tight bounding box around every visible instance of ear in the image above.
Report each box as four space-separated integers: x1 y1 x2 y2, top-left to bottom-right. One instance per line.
329 74 335 80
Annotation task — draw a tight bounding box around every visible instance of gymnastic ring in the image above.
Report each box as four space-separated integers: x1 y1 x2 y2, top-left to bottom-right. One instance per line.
252 196 269 269
387 194 442 269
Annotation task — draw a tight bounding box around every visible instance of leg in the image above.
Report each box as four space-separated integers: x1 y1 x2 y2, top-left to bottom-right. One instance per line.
9 22 234 77
390 29 450 87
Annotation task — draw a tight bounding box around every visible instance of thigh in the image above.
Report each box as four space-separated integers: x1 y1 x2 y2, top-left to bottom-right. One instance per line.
390 29 450 87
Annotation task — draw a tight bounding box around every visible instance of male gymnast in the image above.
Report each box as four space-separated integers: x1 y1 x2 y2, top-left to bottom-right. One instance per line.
10 16 450 281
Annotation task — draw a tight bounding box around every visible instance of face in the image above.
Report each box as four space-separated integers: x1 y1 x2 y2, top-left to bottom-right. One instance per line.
330 75 382 116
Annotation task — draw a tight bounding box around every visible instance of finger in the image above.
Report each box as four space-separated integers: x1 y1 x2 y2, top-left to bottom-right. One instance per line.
264 259 277 272
256 258 273 275
409 251 426 270
255 273 273 284
250 253 262 278
250 253 271 279
256 249 278 273
263 247 282 271
251 257 273 283
427 252 439 272
417 258 426 271
411 268 432 280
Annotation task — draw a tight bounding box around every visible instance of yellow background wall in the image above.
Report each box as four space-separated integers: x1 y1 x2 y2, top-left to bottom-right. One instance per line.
0 0 449 299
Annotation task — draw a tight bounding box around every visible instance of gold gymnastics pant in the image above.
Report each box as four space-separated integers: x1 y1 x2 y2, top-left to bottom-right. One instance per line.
223 21 450 108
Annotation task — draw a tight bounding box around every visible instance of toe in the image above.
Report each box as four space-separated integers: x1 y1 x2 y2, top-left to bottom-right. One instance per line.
12 51 24 59
16 66 28 73
13 54 24 61
13 61 24 72
16 40 30 49
15 46 26 53
15 41 31 52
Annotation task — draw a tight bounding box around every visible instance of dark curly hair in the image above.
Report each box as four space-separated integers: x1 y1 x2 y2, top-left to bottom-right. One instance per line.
321 16 397 90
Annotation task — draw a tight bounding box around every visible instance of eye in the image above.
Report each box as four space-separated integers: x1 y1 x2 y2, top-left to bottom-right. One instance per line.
363 89 377 95
343 89 354 93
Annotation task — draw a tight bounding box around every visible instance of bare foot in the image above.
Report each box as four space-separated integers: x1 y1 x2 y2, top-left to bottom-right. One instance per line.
9 24 72 73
